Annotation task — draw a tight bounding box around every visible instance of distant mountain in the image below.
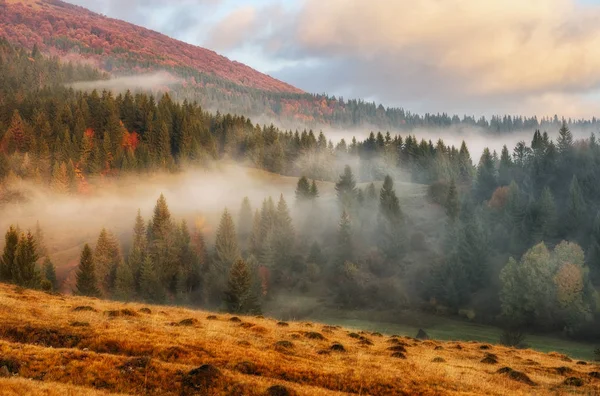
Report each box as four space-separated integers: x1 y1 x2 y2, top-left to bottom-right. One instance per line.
0 0 302 94
1 0 598 133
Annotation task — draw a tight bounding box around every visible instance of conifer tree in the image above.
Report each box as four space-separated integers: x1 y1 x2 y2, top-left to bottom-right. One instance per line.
43 257 58 291
34 221 47 258
445 179 460 221
128 209 147 285
335 165 357 209
139 256 165 303
0 226 19 282
377 175 405 259
536 187 557 241
93 228 123 295
238 197 253 249
336 210 353 266
75 244 101 297
587 211 600 284
566 175 586 238
114 261 136 301
498 145 513 186
474 148 497 202
148 194 178 285
274 194 295 268
224 259 260 314
214 208 240 272
310 180 319 198
51 161 69 194
14 231 40 288
295 176 311 202
249 209 262 256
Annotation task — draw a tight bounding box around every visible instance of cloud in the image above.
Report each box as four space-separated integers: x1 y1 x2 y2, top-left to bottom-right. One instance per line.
65 0 220 39
205 6 258 51
68 72 182 92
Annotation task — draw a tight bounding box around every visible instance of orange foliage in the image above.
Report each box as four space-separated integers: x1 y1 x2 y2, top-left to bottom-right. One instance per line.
488 186 510 209
0 0 302 94
121 130 139 152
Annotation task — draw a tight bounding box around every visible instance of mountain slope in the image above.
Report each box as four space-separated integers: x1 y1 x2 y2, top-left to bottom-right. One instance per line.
0 283 599 395
0 0 302 94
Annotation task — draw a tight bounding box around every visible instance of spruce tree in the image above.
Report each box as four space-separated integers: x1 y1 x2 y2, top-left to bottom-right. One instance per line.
238 197 253 249
336 210 353 266
75 244 101 297
273 194 295 268
0 226 19 282
114 261 136 301
128 209 147 286
93 228 123 296
444 179 460 221
224 259 260 314
51 161 69 194
214 208 240 272
14 231 40 288
34 221 47 258
335 165 357 209
139 256 165 303
249 209 262 256
587 211 600 284
498 145 513 186
43 257 58 291
310 180 319 199
565 175 586 239
377 175 405 259
295 176 311 202
474 148 497 202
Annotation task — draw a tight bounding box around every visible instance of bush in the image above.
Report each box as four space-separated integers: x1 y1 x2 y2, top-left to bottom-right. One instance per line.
500 327 527 348
594 348 600 361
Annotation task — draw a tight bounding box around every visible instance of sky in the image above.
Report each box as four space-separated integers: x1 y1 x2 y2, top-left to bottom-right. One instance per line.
65 0 600 119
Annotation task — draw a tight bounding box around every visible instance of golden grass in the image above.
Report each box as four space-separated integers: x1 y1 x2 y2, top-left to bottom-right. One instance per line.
0 283 598 395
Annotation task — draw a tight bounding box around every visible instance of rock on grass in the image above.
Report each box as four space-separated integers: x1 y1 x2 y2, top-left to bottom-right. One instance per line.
497 367 536 386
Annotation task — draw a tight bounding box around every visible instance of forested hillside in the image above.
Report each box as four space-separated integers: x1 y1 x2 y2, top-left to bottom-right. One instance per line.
2 0 600 132
1 37 600 352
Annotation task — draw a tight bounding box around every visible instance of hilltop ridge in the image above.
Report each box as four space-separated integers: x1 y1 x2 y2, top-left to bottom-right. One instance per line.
0 0 302 94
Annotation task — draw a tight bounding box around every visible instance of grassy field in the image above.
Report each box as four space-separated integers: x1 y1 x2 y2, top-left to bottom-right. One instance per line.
310 311 597 361
1 283 599 395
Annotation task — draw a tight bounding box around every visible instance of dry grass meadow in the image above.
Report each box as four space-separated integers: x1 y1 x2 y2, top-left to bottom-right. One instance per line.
0 283 599 395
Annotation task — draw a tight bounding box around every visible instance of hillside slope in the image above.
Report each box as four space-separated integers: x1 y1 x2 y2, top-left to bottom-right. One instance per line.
0 0 301 94
0 284 599 395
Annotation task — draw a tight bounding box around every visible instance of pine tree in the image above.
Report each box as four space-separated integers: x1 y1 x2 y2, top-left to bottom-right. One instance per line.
214 208 240 272
148 194 177 286
475 148 497 202
377 175 405 259
43 257 58 291
114 261 136 301
498 145 513 186
128 209 147 286
295 176 311 202
34 221 47 258
0 226 19 282
310 180 319 198
557 120 573 156
335 165 357 209
51 161 69 194
273 194 295 269
14 231 40 288
587 211 600 284
445 179 460 221
536 187 557 241
93 228 123 296
224 259 260 314
75 244 101 297
249 209 262 256
566 175 586 238
336 210 353 266
139 256 165 303
238 197 253 249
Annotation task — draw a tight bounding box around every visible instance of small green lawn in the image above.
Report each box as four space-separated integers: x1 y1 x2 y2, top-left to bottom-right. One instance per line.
309 311 597 361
